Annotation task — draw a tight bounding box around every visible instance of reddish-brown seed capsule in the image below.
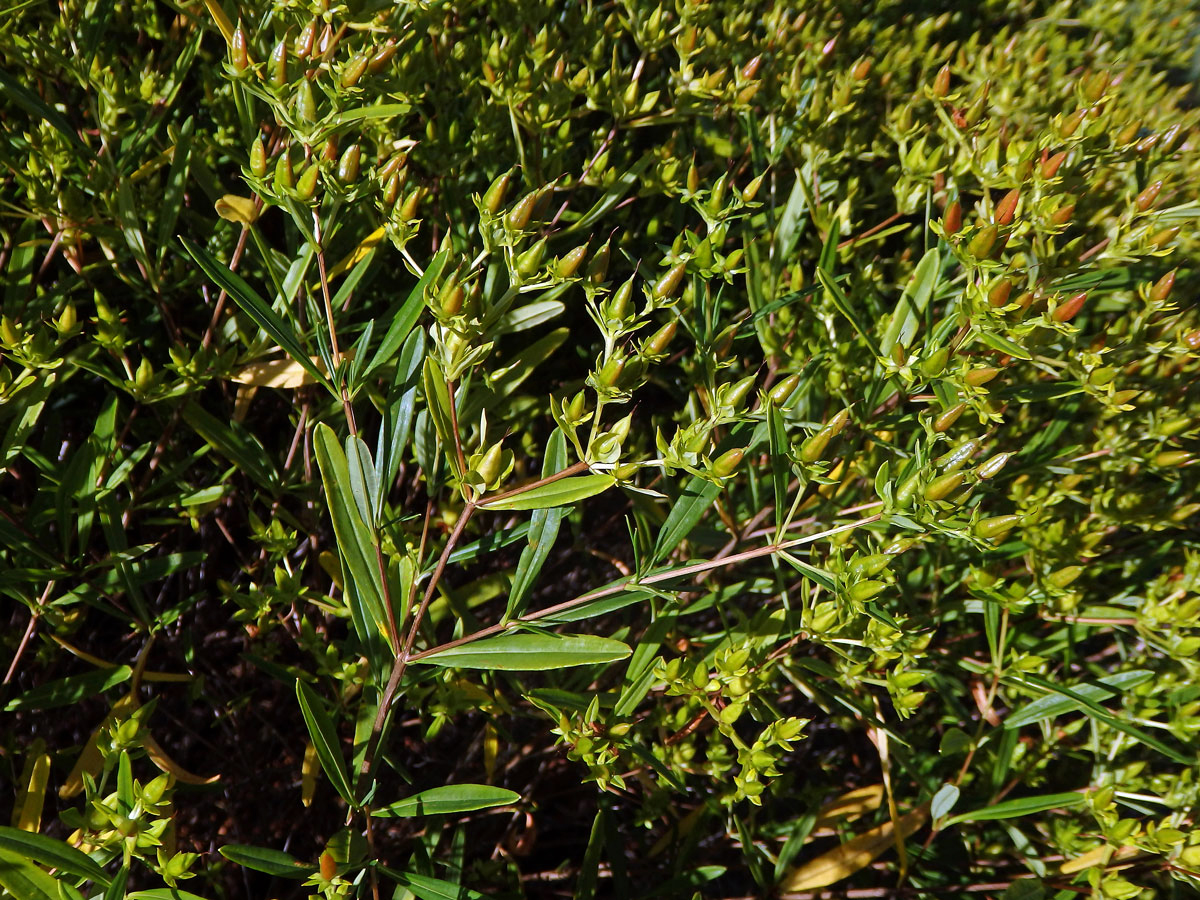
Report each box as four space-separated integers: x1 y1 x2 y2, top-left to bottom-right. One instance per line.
1135 180 1163 212
943 200 962 235
1184 330 1200 350
965 367 1000 386
994 189 1020 225
1049 202 1075 226
1060 109 1086 138
1041 150 1068 179
1149 270 1176 302
320 851 337 881
988 278 1013 307
933 402 966 433
1052 292 1087 323
932 64 951 98
1149 226 1180 249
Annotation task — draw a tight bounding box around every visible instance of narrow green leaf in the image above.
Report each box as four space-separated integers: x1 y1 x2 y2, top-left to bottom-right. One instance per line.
0 70 94 161
326 103 412 127
313 424 390 653
295 679 355 805
975 330 1032 361
179 237 332 392
180 404 278 492
218 844 314 879
767 403 789 534
376 328 425 516
880 248 939 355
371 784 520 818
155 116 193 265
506 429 568 619
127 891 211 900
5 666 131 712
653 475 721 564
0 846 61 900
480 474 614 512
416 633 631 670
1005 670 1153 729
391 871 487 900
363 249 447 381
1007 673 1191 764
944 791 1085 826
0 826 110 885
817 268 880 357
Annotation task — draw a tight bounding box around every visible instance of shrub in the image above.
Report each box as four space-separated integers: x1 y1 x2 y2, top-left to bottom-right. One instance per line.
2 1 1200 898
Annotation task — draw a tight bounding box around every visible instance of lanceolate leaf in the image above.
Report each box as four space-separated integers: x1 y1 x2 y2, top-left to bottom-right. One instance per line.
0 827 110 886
295 679 355 806
944 792 1085 826
371 784 520 818
219 844 314 879
779 806 928 892
480 474 614 512
363 248 447 381
416 633 631 670
505 428 569 619
313 424 391 653
1004 670 1154 729
4 666 131 712
880 247 939 355
180 236 333 393
652 475 721 564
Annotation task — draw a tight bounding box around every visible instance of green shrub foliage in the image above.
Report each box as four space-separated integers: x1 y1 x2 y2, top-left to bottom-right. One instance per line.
2 1 1200 898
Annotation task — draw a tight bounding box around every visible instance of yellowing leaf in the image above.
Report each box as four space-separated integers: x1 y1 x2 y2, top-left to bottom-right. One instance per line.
301 740 319 808
142 733 220 785
230 350 353 389
324 226 386 282
779 805 929 894
49 635 191 683
201 0 236 45
1060 844 1112 874
13 746 50 832
60 692 140 799
215 194 259 226
813 784 885 829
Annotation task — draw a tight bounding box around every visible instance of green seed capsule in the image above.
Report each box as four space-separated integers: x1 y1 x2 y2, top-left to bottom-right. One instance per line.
937 438 980 472
933 402 966 433
367 38 399 74
610 277 635 321
274 152 295 191
341 51 370 88
270 38 288 88
587 240 611 284
975 515 1019 539
741 174 765 202
476 441 505 486
976 452 1011 479
1059 109 1086 138
567 392 587 421
800 408 851 463
653 262 687 301
1047 565 1083 589
848 580 886 603
249 138 267 177
712 447 745 477
296 79 317 122
517 239 547 278
847 554 891 579
724 376 756 409
435 271 461 314
295 163 320 201
644 320 677 356
965 367 1000 387
920 347 949 378
1155 450 1191 467
767 373 801 406
1148 226 1180 249
557 245 588 278
483 170 513 214
383 170 402 206
924 471 964 501
597 354 625 388
231 24 249 74
336 144 361 184
506 189 539 230
967 225 998 259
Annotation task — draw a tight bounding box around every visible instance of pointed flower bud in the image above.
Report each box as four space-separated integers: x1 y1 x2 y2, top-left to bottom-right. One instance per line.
933 402 966 433
341 51 370 88
943 200 962 235
988 278 1013 307
506 189 539 230
367 38 399 74
801 408 851 463
557 245 588 278
767 373 801 406
976 452 1011 480
270 38 288 87
1052 291 1086 323
1149 269 1176 302
1135 180 1163 212
966 225 998 259
483 169 513 215
1040 150 1068 179
295 19 317 59
924 471 964 501
653 262 687 301
965 366 1000 386
994 189 1020 225
975 514 1020 539
643 319 677 356
932 64 951 98
249 138 267 177
712 447 745 478
231 24 249 74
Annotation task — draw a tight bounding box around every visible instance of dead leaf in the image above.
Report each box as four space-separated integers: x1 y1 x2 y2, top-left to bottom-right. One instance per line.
779 804 929 894
813 784 885 829
142 732 220 785
215 194 259 227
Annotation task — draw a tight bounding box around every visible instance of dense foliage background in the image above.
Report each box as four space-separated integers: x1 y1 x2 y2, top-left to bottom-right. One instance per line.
3 1 1200 898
